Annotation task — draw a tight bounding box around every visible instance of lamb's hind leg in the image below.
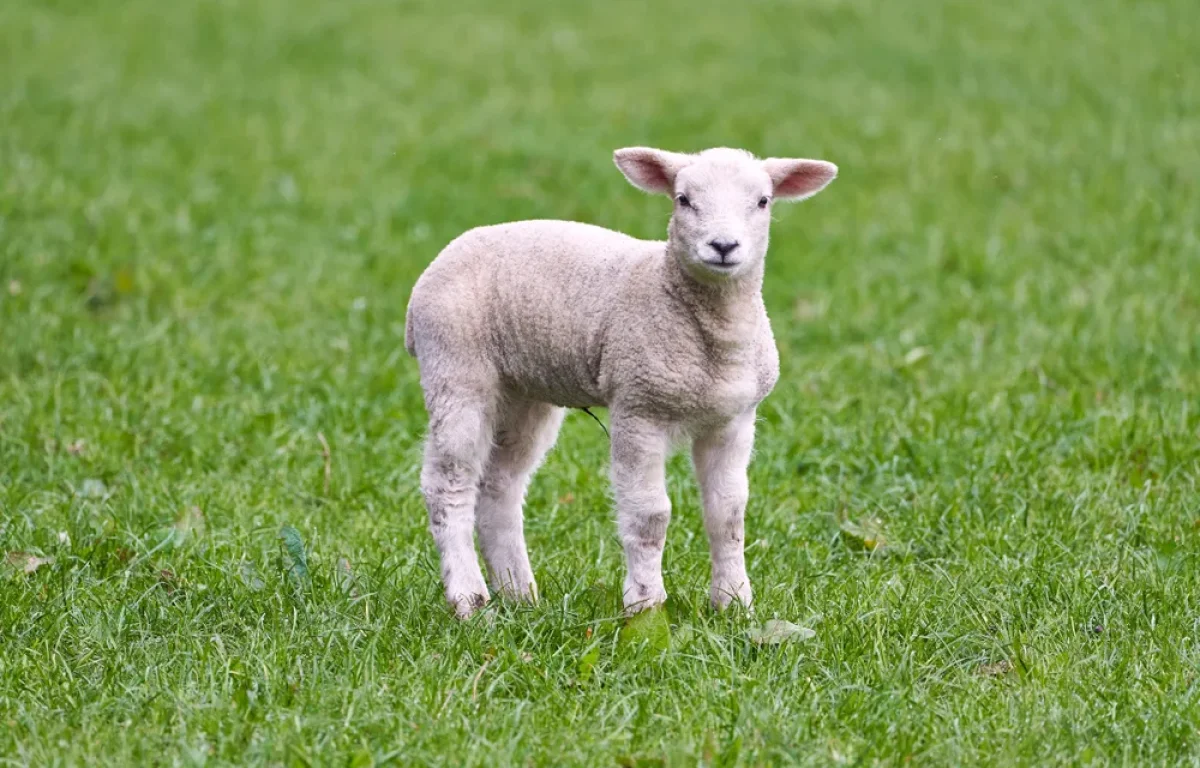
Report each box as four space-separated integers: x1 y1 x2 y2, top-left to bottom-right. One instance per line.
476 399 564 601
419 366 497 618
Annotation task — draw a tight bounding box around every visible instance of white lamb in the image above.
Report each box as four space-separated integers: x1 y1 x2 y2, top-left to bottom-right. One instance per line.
405 146 838 617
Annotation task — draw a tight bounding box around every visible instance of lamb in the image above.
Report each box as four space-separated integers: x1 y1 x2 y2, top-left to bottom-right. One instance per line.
404 146 838 618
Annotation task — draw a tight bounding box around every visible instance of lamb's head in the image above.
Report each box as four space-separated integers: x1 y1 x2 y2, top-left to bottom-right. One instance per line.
614 146 837 282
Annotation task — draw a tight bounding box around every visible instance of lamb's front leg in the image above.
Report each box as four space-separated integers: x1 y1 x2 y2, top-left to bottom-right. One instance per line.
693 410 756 610
610 415 672 613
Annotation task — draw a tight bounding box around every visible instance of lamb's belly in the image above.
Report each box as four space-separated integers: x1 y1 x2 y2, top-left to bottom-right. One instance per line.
498 348 601 408
510 377 600 409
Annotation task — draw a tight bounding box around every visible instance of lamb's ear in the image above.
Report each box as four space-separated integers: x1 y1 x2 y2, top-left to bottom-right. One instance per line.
613 147 693 195
762 158 838 202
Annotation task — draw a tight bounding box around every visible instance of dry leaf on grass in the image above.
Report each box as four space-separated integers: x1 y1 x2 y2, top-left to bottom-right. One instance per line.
749 620 816 646
79 478 109 499
336 557 358 598
839 517 888 552
6 552 55 574
618 607 670 653
279 525 309 584
172 506 206 546
977 660 1014 677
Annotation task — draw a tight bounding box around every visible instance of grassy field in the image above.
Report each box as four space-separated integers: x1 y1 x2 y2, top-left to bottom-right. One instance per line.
2 0 1199 764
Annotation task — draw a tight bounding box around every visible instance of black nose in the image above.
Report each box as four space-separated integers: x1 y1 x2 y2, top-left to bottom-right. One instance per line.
708 239 740 259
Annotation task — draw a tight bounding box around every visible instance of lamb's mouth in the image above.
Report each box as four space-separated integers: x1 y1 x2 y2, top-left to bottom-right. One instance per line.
701 259 740 270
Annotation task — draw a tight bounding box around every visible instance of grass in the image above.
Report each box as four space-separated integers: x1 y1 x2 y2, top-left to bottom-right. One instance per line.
1 0 1199 764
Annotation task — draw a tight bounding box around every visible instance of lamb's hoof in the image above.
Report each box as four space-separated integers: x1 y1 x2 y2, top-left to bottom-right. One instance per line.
623 584 668 615
495 581 539 604
488 567 538 604
710 584 753 612
449 590 490 620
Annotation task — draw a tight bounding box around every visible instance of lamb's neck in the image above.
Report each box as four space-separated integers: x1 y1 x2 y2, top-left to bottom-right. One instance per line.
661 250 766 352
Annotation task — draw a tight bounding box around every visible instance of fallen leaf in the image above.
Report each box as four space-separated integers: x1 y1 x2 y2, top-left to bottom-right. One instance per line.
114 267 135 295
57 531 71 546
670 624 696 650
336 556 358 597
279 525 310 583
839 517 888 552
903 346 931 367
239 560 265 591
977 659 1014 677
66 439 87 456
6 552 54 574
317 432 332 497
172 506 206 546
793 297 828 321
158 568 179 594
7 279 21 296
558 493 576 505
749 619 816 646
79 478 108 499
85 276 114 311
577 646 601 682
276 174 299 203
618 606 671 653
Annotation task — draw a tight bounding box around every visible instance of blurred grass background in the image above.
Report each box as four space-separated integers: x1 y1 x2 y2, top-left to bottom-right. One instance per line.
2 0 1199 765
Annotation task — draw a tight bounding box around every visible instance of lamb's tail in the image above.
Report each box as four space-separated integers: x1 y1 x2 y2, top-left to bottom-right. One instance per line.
404 301 417 356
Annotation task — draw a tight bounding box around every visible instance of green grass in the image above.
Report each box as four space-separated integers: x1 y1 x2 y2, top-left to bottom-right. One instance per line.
2 0 1199 764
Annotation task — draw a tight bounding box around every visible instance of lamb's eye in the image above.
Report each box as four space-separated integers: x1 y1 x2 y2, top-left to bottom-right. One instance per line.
676 194 692 209
758 196 770 209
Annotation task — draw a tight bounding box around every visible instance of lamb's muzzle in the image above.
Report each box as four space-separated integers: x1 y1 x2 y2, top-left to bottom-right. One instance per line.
404 146 838 618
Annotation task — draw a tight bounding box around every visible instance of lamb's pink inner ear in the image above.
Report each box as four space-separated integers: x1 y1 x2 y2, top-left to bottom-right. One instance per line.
763 159 838 201
614 148 691 195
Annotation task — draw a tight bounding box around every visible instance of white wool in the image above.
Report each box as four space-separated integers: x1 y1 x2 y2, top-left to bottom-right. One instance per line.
405 146 838 617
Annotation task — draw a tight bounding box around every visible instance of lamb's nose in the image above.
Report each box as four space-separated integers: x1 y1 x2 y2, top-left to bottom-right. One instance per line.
708 239 740 259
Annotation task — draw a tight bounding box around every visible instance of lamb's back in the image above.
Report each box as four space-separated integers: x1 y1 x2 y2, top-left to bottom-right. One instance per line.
406 220 664 407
